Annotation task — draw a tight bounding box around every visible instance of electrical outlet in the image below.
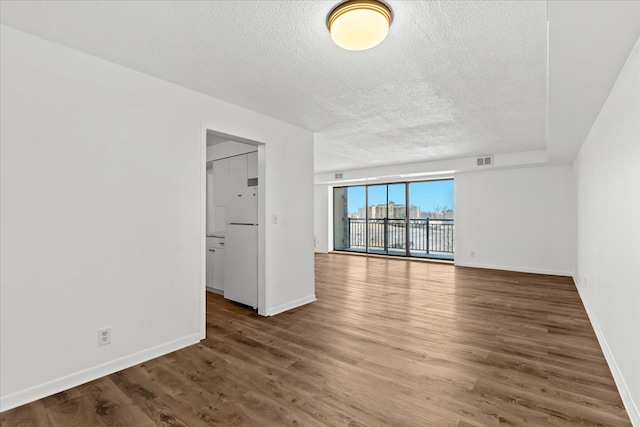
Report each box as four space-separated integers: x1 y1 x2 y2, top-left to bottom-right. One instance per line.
98 327 111 346
272 214 278 224
470 251 476 258
584 277 587 289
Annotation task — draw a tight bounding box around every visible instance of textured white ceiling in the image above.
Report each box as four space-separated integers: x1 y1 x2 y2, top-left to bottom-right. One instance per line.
2 1 548 172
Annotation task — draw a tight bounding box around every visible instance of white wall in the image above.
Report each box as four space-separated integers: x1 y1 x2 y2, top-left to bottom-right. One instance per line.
0 26 314 411
315 150 547 185
313 151 550 259
314 185 330 253
455 165 574 275
255 131 315 315
573 38 640 425
315 164 574 276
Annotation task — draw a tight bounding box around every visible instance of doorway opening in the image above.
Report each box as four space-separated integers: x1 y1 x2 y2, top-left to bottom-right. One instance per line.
201 129 265 335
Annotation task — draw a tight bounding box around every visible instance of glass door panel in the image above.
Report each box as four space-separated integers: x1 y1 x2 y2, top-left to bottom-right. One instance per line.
408 180 454 259
386 183 406 256
333 186 366 252
366 185 387 254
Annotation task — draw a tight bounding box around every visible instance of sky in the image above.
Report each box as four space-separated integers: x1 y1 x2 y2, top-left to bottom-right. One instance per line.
346 180 454 215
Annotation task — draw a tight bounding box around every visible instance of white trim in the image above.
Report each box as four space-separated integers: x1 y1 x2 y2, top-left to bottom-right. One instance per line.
200 126 208 340
327 185 334 254
206 287 224 296
0 333 201 413
454 261 572 277
257 143 267 316
267 294 316 317
573 276 640 426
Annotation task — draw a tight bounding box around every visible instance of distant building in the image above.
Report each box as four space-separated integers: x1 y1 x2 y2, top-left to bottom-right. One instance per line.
420 209 454 220
356 202 421 219
408 205 421 219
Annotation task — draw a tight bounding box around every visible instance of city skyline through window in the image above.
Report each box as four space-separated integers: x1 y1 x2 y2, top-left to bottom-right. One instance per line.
334 179 455 260
347 180 454 219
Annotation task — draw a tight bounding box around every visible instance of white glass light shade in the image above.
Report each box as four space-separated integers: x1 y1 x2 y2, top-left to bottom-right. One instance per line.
328 1 392 51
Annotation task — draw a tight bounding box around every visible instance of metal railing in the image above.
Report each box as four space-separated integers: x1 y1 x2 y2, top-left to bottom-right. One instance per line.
346 218 454 255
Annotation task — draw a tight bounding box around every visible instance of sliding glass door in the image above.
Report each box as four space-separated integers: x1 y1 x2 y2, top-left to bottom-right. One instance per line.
334 186 366 252
408 180 454 258
333 179 454 260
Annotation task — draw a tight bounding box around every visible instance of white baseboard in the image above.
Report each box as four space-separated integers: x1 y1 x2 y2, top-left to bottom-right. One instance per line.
454 261 572 277
267 294 316 317
0 333 201 413
573 276 639 426
206 286 224 295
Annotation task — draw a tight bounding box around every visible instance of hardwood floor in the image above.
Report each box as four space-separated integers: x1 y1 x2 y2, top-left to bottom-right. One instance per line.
1 253 631 426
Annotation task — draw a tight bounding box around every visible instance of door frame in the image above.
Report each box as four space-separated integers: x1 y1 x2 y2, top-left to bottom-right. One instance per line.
331 178 455 262
200 126 267 340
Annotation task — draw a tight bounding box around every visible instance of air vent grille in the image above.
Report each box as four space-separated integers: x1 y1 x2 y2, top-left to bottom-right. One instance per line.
477 156 493 166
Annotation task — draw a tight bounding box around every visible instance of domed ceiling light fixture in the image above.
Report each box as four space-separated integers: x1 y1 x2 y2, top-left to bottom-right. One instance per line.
327 0 393 51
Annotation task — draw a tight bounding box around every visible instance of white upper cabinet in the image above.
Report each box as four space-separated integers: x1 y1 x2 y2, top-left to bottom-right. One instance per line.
212 151 258 208
228 154 248 192
247 151 258 180
213 158 229 207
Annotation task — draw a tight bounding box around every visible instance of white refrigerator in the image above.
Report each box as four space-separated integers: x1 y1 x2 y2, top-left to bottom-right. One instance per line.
224 187 258 309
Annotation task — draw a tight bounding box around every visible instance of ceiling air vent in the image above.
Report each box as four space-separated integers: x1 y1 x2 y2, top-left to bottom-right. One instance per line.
334 172 344 180
477 156 493 166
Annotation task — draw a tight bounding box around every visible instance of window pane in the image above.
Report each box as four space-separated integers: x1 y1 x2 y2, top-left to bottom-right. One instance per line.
408 180 454 259
334 186 366 251
386 183 406 256
367 185 387 254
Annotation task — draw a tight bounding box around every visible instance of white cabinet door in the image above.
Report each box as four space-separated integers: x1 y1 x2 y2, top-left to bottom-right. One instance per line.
213 158 229 207
224 225 257 308
206 168 215 234
228 154 248 192
211 247 224 291
247 151 258 180
206 245 224 292
206 246 215 288
207 237 225 292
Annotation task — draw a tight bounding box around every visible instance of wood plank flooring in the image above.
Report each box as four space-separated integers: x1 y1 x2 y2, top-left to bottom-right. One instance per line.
1 253 631 426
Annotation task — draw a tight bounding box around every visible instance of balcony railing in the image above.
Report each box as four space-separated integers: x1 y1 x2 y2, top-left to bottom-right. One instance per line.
346 218 454 257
